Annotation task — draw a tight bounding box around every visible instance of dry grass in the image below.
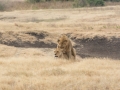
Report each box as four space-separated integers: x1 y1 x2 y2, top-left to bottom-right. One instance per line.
0 44 17 57
0 1 73 11
0 44 119 90
0 5 120 90
0 56 120 90
1 0 120 11
0 6 120 37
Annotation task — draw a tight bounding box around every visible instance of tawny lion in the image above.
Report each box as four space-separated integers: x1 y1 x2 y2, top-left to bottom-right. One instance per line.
54 48 68 59
57 34 76 60
54 48 75 60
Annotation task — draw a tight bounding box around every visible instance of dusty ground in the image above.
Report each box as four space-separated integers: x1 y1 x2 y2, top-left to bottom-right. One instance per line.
0 6 120 90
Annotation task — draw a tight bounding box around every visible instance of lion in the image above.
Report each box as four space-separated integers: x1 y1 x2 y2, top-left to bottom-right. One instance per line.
57 34 76 60
54 48 68 59
54 48 75 60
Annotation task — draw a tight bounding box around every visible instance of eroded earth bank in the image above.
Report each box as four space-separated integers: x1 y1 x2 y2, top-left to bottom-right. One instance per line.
0 31 120 59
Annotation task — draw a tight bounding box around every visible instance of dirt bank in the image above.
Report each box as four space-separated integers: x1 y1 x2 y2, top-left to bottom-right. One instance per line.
0 31 56 48
72 36 120 59
0 31 120 59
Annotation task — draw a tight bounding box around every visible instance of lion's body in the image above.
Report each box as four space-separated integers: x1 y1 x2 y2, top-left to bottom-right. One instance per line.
57 35 76 60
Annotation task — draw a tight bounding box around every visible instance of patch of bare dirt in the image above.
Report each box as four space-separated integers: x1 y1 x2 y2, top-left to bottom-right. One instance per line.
72 36 120 59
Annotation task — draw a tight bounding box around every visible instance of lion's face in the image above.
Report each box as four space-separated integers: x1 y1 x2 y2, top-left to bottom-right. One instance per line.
54 48 63 57
57 35 69 52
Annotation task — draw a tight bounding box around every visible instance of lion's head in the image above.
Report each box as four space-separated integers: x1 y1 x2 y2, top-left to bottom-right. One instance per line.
57 35 69 52
54 48 63 57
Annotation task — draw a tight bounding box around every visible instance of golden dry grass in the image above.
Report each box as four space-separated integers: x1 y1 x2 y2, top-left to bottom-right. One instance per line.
0 44 120 90
0 56 120 90
0 6 120 37
0 5 120 90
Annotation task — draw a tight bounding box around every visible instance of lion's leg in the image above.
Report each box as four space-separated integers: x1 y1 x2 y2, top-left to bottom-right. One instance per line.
67 50 72 60
72 48 76 60
64 54 68 59
65 42 72 60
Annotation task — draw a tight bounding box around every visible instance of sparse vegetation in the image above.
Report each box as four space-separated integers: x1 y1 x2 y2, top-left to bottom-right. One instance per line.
104 0 120 1
88 0 104 6
0 0 119 11
0 3 5 11
26 0 41 3
73 0 89 7
73 0 104 7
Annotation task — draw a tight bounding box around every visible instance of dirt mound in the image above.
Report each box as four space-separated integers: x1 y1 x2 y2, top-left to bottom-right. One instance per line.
0 31 56 48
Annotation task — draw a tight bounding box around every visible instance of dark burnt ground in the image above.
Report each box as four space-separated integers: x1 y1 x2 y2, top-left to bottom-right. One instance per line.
71 36 120 59
0 31 120 59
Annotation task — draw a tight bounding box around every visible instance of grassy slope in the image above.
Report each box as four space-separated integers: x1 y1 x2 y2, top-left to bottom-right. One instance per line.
0 6 120 37
0 6 120 90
